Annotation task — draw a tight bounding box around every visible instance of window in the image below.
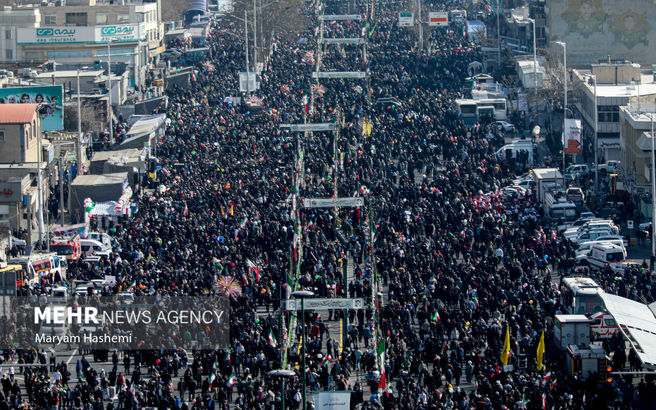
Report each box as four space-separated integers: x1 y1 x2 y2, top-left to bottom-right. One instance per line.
117 14 130 23
96 13 108 24
65 12 87 26
5 30 12 40
4 49 12 60
44 15 57 25
598 105 619 123
0 131 4 142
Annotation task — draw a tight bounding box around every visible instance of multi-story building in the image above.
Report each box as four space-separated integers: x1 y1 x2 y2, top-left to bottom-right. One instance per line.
619 103 656 195
11 0 163 88
0 104 48 237
0 7 41 63
572 63 656 164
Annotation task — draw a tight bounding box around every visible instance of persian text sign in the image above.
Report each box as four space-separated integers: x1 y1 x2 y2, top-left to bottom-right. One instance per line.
96 24 146 43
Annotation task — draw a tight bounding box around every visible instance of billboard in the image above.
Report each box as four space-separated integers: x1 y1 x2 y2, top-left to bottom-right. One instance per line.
0 86 63 131
549 0 656 65
563 118 582 154
95 24 146 43
17 24 145 45
429 12 449 27
17 27 93 44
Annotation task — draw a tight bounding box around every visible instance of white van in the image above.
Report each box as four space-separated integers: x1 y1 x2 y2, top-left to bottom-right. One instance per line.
586 243 628 272
577 239 626 258
495 141 535 163
80 239 111 257
590 312 619 339
570 228 617 244
86 232 113 251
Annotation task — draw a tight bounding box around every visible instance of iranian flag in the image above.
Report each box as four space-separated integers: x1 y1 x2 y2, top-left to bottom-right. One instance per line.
239 217 249 229
377 339 386 389
246 259 260 282
320 355 333 367
127 280 137 293
268 329 277 347
431 311 440 323
183 202 188 217
227 374 237 388
209 371 216 388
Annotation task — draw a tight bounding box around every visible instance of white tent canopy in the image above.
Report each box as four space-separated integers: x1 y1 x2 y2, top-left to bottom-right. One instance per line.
599 293 656 369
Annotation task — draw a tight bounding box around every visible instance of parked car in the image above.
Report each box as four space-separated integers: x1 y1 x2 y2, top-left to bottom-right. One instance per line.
494 121 515 133
566 164 590 177
593 160 621 174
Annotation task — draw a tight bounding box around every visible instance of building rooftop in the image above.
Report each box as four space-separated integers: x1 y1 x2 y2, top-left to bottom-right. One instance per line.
33 70 105 79
0 104 37 124
577 71 656 98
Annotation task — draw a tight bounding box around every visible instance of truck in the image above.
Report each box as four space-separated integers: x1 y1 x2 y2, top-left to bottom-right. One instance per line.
530 168 565 203
50 234 82 262
544 191 577 224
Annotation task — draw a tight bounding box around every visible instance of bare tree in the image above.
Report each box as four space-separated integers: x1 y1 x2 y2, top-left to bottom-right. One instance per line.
63 101 105 134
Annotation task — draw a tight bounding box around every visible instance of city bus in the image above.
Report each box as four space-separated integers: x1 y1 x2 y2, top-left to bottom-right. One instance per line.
9 253 66 285
456 98 508 125
0 264 26 289
560 277 605 315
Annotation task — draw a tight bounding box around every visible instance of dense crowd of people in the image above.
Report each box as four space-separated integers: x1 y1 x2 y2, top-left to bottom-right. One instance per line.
3 0 656 409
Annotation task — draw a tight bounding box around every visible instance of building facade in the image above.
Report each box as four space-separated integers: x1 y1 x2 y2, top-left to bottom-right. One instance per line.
572 64 656 163
0 7 41 63
8 0 163 88
619 104 656 195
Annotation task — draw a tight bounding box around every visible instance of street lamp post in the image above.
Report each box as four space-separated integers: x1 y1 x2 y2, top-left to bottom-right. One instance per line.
497 0 501 66
253 0 257 72
245 10 250 95
76 68 84 172
107 39 113 144
531 18 537 120
593 75 598 195
291 290 314 410
268 369 296 410
651 113 656 264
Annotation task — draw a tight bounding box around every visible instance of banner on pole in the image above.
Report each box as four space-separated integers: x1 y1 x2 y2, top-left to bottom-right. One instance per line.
563 118 582 154
312 71 367 79
303 197 364 208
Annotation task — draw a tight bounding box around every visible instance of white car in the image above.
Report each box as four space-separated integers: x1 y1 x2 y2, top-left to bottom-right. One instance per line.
594 234 629 248
495 121 515 132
